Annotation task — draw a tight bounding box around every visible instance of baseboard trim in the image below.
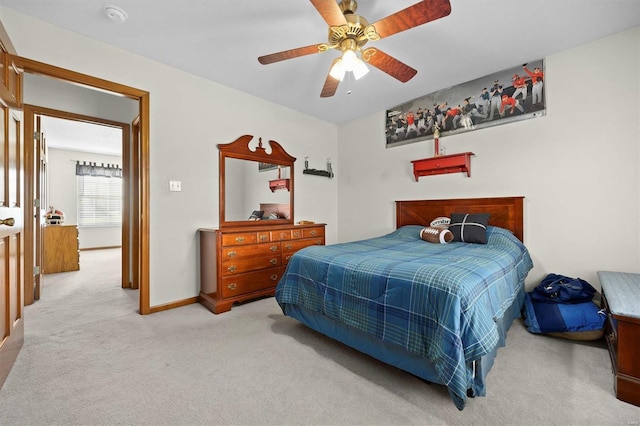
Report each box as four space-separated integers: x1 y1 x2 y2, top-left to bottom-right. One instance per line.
149 297 198 314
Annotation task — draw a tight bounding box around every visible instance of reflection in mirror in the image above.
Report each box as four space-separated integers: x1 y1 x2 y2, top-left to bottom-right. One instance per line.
224 158 291 222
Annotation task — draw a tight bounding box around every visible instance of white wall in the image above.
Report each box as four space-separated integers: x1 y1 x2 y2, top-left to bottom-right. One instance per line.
23 73 138 123
1 7 339 307
47 148 122 249
337 27 640 290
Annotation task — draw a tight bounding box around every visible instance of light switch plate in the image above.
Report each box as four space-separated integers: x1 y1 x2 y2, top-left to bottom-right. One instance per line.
169 180 181 192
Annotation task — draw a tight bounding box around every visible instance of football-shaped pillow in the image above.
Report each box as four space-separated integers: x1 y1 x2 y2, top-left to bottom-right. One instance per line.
429 217 451 228
420 227 454 244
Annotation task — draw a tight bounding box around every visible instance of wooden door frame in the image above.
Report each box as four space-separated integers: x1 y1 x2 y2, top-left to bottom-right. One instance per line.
130 116 141 290
14 56 151 314
26 105 131 287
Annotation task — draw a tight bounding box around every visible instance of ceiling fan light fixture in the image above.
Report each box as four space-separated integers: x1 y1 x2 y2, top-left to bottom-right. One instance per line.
329 58 346 81
351 57 369 80
341 49 358 71
332 48 369 81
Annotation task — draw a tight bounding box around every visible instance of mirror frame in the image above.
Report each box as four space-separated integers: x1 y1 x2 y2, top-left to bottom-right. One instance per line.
219 134 296 228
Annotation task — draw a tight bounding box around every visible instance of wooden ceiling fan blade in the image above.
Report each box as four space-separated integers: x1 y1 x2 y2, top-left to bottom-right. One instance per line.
320 69 340 98
310 0 348 27
372 0 451 39
258 44 322 65
362 48 417 83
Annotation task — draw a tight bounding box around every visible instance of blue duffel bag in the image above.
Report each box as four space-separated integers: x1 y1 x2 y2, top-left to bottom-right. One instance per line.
524 274 605 340
524 293 605 334
530 273 596 304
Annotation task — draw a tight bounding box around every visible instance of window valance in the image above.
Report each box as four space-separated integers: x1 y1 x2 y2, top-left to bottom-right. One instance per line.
75 161 122 178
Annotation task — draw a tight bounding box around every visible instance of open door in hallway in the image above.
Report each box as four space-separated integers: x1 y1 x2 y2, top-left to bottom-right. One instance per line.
0 50 24 388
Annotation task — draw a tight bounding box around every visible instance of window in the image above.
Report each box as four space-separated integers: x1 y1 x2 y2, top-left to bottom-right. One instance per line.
77 175 122 227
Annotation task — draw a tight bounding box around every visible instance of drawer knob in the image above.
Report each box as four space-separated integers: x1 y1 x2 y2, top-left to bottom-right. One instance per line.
270 258 278 265
285 244 293 250
235 236 245 243
315 240 322 245
270 245 279 252
270 274 279 281
293 231 300 237
310 230 316 236
260 234 268 241
227 265 237 273
227 283 237 291
227 250 236 258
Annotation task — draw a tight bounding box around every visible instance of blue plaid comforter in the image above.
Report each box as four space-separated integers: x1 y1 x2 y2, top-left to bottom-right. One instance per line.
275 225 533 410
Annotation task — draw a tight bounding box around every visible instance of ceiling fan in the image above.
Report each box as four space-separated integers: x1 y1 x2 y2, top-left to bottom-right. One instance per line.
258 0 452 98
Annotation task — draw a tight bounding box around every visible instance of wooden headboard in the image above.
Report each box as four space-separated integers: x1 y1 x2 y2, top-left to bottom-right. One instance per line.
396 197 524 242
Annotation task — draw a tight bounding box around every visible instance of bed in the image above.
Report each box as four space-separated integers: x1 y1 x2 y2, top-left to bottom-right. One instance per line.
275 197 533 410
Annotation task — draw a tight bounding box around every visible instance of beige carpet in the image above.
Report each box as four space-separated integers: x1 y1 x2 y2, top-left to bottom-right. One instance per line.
0 248 638 425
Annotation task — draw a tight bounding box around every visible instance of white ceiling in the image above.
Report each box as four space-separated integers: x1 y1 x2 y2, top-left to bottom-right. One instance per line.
2 0 639 125
40 116 123 157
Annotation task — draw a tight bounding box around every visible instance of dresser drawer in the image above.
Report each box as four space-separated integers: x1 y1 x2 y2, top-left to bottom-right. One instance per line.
221 232 259 246
221 242 281 260
222 255 281 275
303 227 324 239
283 238 324 253
220 268 282 298
271 229 293 241
282 238 325 265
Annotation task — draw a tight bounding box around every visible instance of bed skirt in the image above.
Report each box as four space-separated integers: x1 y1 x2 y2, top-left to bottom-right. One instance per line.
281 288 524 409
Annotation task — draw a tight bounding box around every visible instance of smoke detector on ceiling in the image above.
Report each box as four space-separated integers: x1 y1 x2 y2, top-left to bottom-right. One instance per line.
104 5 128 23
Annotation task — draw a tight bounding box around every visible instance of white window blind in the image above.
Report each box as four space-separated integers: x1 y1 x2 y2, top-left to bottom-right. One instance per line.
77 175 122 227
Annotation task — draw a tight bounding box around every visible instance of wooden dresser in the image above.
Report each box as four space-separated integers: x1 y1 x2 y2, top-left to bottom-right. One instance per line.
199 223 325 314
43 224 80 274
598 271 640 406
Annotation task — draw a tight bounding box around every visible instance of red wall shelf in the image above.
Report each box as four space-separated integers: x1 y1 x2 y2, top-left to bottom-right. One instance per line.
411 152 475 181
269 178 290 192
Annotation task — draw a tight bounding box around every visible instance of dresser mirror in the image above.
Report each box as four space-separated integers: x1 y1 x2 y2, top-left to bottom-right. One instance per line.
219 135 296 228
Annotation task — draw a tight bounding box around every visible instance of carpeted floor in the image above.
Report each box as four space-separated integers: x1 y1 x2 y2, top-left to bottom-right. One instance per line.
0 248 638 425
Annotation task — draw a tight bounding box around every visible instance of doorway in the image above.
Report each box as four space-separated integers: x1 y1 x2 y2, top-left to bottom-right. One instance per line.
15 55 151 314
36 110 127 289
